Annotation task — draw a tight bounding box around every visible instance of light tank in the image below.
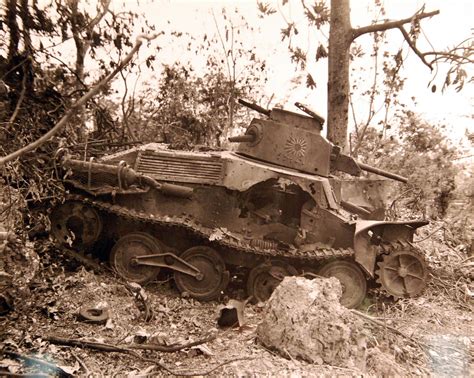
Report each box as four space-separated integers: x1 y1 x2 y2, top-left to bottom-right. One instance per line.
50 99 429 308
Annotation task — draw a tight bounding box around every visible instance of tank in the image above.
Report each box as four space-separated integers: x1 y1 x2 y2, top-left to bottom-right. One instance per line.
49 99 429 308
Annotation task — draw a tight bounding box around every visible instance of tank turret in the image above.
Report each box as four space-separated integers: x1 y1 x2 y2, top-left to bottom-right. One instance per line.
231 99 408 183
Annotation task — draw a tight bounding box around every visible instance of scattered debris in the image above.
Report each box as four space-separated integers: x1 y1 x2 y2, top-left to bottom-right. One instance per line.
78 305 110 324
123 281 154 322
1 231 470 375
217 299 247 328
2 350 73 378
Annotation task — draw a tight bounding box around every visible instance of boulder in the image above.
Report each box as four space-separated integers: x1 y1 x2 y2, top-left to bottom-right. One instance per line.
257 276 367 369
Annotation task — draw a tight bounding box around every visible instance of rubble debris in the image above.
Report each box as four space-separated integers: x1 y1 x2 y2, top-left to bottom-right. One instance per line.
257 276 368 370
217 299 247 328
78 305 110 324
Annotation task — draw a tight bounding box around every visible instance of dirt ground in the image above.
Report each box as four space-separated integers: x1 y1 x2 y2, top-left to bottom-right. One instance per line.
1 229 472 376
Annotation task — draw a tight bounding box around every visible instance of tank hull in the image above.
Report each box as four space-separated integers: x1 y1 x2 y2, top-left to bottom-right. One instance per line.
50 143 429 308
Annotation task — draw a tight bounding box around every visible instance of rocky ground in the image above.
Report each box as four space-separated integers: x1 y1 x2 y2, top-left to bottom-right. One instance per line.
0 221 473 376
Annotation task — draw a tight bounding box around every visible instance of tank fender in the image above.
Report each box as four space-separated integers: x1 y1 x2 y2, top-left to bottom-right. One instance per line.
354 220 428 277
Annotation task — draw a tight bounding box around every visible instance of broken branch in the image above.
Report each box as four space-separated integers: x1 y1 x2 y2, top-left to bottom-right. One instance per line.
43 334 253 376
44 335 130 353
0 34 158 167
45 334 216 353
127 334 217 352
70 350 90 376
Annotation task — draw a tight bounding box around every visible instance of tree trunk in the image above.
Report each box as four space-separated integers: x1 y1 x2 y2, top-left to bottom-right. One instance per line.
6 0 19 61
70 0 87 85
327 0 352 150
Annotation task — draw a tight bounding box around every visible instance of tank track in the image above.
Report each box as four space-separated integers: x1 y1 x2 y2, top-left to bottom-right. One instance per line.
60 246 103 273
66 194 354 264
378 239 427 261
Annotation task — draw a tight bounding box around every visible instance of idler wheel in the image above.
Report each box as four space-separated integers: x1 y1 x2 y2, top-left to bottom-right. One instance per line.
174 246 228 301
376 247 428 298
109 232 161 284
247 261 297 303
50 201 102 249
317 260 367 309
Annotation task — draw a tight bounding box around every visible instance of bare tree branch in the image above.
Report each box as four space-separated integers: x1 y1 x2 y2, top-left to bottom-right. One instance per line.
351 9 439 41
88 0 111 31
397 26 433 70
424 51 474 64
0 34 158 167
70 0 111 83
119 68 138 141
352 36 381 156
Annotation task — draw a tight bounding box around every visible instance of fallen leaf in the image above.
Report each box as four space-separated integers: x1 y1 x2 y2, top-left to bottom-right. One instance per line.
58 361 80 375
191 344 214 356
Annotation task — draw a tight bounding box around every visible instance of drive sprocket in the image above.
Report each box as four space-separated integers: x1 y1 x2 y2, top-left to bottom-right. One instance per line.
376 243 428 298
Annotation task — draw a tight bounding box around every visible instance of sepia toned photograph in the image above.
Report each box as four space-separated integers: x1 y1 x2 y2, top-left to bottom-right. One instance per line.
0 0 472 375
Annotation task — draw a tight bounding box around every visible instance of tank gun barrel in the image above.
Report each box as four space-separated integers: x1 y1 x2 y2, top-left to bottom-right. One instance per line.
228 134 256 143
331 148 408 183
238 98 271 117
357 162 408 183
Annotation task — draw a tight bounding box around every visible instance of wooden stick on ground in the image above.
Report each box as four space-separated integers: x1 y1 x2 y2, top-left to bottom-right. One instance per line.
127 334 217 352
43 334 254 376
44 336 130 353
45 333 216 353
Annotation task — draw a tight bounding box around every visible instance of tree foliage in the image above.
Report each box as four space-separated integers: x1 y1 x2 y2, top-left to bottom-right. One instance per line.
355 110 458 219
258 0 473 149
123 59 262 149
119 8 268 149
0 1 153 229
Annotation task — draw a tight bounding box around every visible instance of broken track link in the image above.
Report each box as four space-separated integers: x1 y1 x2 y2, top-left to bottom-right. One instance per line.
59 246 103 273
64 194 354 264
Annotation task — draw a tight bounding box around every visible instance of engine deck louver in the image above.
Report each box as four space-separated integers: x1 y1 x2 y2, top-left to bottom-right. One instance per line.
135 150 223 184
